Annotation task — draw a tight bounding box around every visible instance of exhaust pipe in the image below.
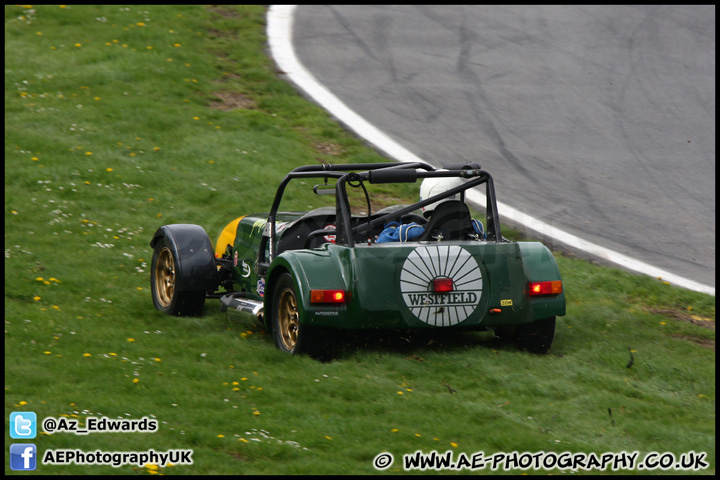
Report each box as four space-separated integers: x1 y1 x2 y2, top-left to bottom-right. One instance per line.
220 292 264 325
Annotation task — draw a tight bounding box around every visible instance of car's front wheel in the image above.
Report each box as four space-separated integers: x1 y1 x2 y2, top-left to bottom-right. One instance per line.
151 238 206 316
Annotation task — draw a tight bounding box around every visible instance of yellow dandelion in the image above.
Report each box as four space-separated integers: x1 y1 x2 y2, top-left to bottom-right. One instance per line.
450 442 458 448
396 391 404 395
32 156 39 161
239 438 249 443
85 151 92 156
324 435 332 440
33 296 41 301
83 353 91 357
127 338 135 342
94 96 100 101
75 43 82 48
106 168 113 172
217 434 224 438
132 378 139 384
43 351 52 355
35 277 44 282
136 22 146 27
19 401 28 406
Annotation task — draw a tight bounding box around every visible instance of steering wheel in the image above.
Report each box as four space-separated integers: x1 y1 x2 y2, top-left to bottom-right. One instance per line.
401 213 428 226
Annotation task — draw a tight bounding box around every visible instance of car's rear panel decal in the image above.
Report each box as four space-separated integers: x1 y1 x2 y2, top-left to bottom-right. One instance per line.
400 245 483 326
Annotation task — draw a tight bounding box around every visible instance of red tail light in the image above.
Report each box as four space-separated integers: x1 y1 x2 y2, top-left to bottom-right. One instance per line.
310 289 349 304
433 278 454 293
529 280 563 296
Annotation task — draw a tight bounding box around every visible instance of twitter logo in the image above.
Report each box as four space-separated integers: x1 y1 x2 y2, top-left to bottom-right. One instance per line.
10 412 37 439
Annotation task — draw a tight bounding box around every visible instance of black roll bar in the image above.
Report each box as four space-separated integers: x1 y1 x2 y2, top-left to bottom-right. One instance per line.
259 162 501 269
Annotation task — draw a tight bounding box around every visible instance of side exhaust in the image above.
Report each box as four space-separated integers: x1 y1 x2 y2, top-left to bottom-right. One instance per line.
220 292 264 325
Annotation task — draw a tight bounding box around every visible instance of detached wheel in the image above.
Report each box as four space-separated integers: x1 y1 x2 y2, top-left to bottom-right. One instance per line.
513 316 556 354
151 237 206 316
271 273 315 354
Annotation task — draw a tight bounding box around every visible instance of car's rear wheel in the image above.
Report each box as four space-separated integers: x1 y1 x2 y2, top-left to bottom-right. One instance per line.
271 273 304 353
513 316 555 354
271 272 325 356
151 238 205 316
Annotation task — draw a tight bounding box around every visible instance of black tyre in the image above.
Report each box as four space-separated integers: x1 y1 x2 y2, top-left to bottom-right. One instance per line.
151 237 206 316
271 273 313 354
513 316 556 354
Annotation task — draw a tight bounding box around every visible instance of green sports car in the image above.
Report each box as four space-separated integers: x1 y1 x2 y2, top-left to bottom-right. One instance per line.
150 161 565 355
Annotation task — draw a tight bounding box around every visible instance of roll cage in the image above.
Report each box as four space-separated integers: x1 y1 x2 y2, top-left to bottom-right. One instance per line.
257 162 503 275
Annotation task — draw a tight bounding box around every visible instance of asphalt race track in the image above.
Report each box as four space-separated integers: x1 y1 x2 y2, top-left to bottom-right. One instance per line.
273 5 715 293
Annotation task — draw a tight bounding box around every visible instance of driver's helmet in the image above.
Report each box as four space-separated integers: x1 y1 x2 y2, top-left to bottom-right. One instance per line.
419 176 465 218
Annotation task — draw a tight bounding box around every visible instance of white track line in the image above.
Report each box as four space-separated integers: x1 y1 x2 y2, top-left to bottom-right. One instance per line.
267 5 714 296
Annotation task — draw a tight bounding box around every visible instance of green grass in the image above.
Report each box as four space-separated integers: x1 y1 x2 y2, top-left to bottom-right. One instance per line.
5 5 715 475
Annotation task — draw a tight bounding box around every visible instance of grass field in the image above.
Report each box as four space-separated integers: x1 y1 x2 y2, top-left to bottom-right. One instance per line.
5 5 715 475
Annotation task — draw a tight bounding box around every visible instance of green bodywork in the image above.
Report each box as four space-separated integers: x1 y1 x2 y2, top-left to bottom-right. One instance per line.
220 212 565 331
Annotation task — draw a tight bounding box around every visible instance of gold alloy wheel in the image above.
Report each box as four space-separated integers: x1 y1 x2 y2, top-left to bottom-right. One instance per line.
154 247 175 308
277 287 299 351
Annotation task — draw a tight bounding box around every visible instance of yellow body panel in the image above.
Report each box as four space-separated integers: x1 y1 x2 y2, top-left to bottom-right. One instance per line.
214 216 246 258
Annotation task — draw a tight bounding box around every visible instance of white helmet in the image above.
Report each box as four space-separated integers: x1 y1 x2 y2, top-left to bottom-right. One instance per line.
419 177 465 217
